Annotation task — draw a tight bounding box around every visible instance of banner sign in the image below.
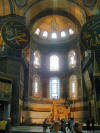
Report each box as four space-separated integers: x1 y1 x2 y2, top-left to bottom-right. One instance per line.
0 81 12 100
81 17 100 50
1 20 30 49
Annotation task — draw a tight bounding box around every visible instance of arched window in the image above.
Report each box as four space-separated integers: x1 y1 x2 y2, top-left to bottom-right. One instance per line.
69 28 74 35
61 31 66 38
68 50 76 69
33 51 41 68
69 75 78 100
42 31 48 38
32 75 40 97
35 28 40 35
49 77 60 99
51 32 57 39
50 55 59 71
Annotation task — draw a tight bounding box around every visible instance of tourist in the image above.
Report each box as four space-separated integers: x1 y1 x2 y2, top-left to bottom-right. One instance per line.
73 122 83 133
43 118 48 133
50 120 54 132
67 118 71 131
86 117 90 131
5 118 12 133
52 121 63 133
91 117 95 131
60 119 66 133
70 118 74 133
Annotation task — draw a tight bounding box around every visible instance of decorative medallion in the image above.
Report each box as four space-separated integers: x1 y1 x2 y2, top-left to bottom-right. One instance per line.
1 20 30 49
15 0 28 7
81 16 100 50
83 0 97 8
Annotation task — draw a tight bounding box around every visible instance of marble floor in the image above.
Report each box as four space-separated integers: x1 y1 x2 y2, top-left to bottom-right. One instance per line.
12 126 100 133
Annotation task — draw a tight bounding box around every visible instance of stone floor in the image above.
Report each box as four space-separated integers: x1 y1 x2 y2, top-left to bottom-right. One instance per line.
12 126 49 133
12 126 100 133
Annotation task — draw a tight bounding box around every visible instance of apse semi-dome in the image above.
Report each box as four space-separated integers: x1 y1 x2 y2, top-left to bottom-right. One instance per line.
31 15 79 45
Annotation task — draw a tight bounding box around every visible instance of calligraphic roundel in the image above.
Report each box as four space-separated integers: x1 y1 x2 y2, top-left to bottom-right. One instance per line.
81 16 100 50
1 20 30 49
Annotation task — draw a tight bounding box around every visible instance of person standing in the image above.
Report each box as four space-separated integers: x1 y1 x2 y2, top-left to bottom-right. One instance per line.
86 118 90 131
91 117 95 131
70 118 74 133
50 120 54 132
43 118 48 133
67 118 71 131
5 118 12 133
52 121 63 133
60 119 66 133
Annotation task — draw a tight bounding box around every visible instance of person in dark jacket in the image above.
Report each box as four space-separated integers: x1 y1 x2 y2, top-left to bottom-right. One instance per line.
67 118 71 131
86 118 90 131
43 118 48 133
91 117 95 131
60 119 66 133
5 118 12 133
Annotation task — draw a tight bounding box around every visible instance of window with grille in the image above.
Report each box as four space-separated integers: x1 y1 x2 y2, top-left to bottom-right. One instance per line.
35 28 40 35
50 55 59 71
33 51 41 68
32 75 40 96
68 50 76 69
49 77 60 99
43 31 48 38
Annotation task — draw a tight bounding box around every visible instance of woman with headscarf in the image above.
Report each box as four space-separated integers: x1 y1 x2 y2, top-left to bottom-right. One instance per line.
52 121 63 133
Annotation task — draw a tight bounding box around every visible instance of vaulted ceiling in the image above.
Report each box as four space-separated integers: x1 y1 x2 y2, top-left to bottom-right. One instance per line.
0 0 99 27
0 0 100 60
